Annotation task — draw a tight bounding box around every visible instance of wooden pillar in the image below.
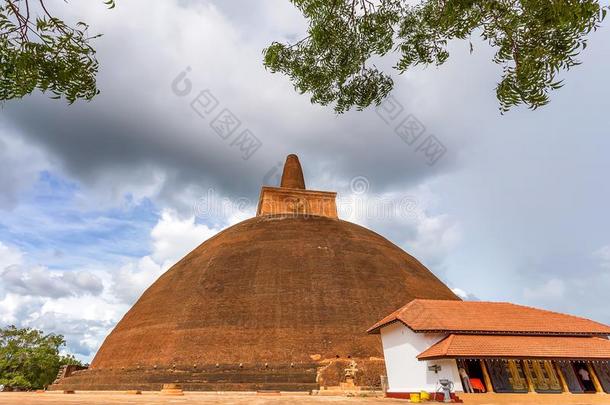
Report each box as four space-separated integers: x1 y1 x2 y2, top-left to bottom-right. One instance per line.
554 361 569 393
523 360 536 393
479 360 494 393
587 363 603 393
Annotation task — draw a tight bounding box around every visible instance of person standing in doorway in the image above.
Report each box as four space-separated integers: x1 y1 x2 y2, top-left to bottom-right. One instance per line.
578 366 596 392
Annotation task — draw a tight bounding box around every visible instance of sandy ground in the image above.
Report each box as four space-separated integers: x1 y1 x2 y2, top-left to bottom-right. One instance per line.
1 392 609 405
0 392 399 405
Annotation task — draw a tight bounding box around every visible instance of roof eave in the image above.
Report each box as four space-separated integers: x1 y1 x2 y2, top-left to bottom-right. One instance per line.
366 318 400 334
412 329 610 337
418 355 610 361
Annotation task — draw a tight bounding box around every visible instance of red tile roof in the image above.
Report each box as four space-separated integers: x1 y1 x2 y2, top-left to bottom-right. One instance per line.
417 334 610 360
367 299 610 336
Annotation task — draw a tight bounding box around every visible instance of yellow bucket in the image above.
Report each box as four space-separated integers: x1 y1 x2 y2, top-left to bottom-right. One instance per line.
410 392 421 403
420 390 430 400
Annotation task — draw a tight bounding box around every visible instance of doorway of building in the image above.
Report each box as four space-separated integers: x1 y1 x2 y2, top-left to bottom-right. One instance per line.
556 361 584 393
457 359 486 393
572 362 596 393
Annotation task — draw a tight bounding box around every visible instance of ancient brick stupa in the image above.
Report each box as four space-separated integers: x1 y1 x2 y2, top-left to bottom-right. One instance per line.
52 155 458 391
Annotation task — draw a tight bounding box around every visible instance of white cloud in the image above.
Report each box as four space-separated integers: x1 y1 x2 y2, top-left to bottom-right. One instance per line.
25 311 115 358
0 209 223 360
0 242 103 299
111 257 163 305
336 182 461 272
110 209 222 304
593 245 610 269
1 265 103 298
150 209 219 266
451 287 478 301
0 293 45 325
406 213 461 269
523 278 566 302
0 242 111 359
0 291 118 359
0 242 23 268
0 133 50 210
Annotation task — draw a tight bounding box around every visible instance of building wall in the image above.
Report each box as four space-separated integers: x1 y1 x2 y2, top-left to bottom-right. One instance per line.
379 322 462 393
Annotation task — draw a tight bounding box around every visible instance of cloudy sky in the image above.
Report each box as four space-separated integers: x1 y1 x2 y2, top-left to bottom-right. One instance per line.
1 0 609 362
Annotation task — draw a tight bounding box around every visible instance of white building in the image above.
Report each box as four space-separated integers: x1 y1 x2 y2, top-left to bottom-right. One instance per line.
367 299 610 400
377 321 461 395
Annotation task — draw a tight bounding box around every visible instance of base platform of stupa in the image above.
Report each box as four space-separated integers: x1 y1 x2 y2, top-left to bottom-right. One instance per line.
48 363 321 392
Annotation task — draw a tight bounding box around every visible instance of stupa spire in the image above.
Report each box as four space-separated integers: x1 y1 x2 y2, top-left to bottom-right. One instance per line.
280 154 306 189
257 154 336 218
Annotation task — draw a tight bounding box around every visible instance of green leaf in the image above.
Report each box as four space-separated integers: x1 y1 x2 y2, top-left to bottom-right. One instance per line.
264 0 605 113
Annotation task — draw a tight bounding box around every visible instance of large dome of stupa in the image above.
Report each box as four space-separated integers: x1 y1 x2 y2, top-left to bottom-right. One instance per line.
52 155 458 391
